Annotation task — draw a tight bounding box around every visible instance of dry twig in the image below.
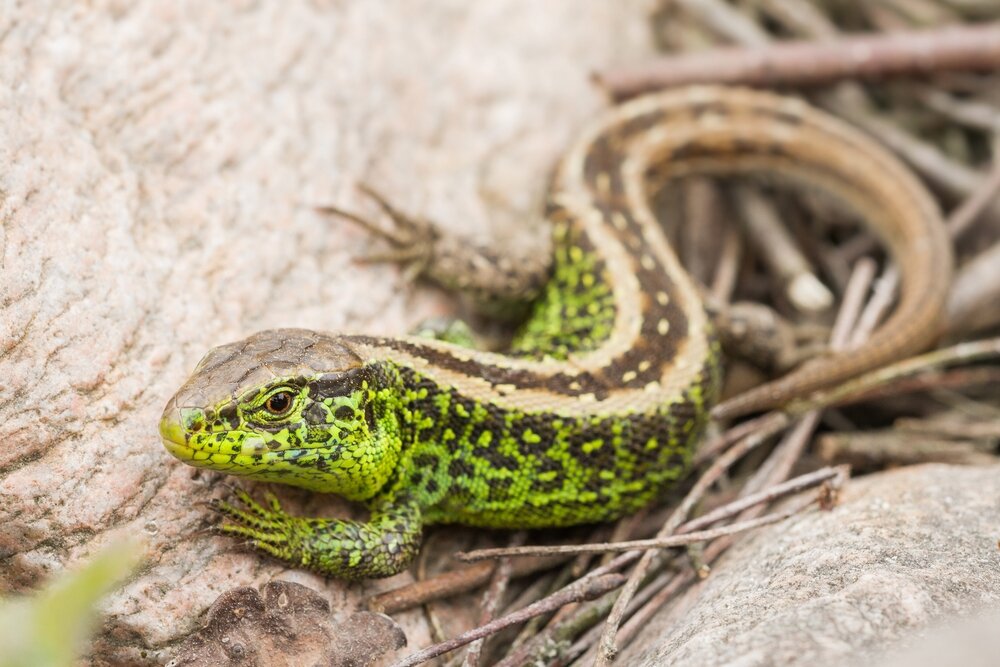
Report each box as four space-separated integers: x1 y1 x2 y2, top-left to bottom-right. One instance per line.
367 555 564 615
598 22 1000 99
459 508 806 561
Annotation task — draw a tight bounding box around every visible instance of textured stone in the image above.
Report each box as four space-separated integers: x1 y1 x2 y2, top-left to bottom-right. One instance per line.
0 2 653 663
621 464 1000 667
170 580 405 667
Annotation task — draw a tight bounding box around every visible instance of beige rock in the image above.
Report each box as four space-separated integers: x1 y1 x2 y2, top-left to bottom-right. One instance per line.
171 580 405 667
0 2 654 663
621 464 1000 667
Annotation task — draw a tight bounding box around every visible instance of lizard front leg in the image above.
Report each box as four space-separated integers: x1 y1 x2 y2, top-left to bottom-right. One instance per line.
215 489 423 580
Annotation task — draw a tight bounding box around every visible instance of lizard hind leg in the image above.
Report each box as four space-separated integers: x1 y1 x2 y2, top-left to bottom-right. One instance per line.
510 211 619 361
317 184 553 314
320 185 618 361
317 184 437 284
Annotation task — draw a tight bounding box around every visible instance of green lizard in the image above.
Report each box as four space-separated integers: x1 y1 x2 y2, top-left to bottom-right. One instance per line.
159 86 951 579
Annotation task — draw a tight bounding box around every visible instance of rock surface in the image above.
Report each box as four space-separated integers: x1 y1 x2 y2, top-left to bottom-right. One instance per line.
0 2 653 663
171 580 405 667
620 464 1000 667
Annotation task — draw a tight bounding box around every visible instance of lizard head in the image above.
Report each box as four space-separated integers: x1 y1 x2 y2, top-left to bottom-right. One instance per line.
159 329 402 500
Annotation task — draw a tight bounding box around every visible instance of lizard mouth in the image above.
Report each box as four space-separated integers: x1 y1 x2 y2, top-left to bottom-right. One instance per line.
160 419 201 463
159 411 189 452
162 439 196 461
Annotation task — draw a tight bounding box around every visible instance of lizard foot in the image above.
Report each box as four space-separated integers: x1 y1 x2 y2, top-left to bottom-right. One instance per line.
317 184 439 283
212 488 305 563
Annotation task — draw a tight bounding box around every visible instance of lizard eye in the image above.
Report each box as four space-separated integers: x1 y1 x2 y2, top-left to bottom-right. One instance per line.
264 391 293 416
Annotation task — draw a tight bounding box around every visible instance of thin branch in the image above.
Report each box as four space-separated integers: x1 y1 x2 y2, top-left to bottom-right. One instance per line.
709 222 743 304
682 465 846 532
793 337 1000 411
894 416 1000 439
917 85 1000 133
837 366 1000 404
850 268 899 350
829 259 877 348
827 95 996 208
459 507 807 561
597 22 1000 99
946 153 1000 239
